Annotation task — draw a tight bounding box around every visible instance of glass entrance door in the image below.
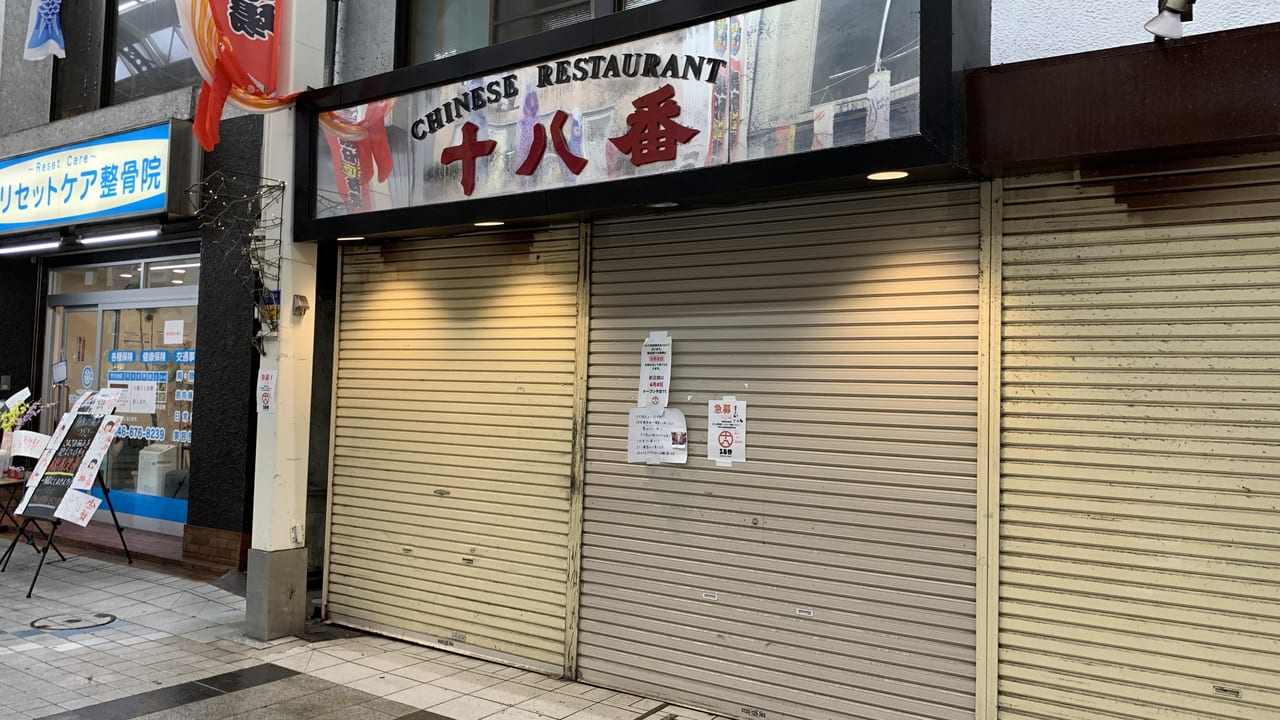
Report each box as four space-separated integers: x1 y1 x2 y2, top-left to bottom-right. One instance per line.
43 254 201 535
46 306 100 421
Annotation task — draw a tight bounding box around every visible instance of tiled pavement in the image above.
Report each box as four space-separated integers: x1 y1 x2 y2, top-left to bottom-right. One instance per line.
0 539 724 720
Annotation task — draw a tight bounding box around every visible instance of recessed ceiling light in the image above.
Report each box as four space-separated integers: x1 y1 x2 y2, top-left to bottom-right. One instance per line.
171 279 184 284
150 262 200 270
646 201 680 209
120 273 133 278
474 221 505 227
173 269 186 274
868 170 909 181
337 236 365 241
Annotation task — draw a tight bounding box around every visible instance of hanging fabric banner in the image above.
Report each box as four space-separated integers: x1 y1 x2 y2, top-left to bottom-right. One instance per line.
24 0 65 61
177 0 293 150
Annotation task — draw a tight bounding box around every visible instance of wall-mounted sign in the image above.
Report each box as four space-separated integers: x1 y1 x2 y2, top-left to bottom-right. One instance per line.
314 0 921 217
0 121 197 237
257 369 278 414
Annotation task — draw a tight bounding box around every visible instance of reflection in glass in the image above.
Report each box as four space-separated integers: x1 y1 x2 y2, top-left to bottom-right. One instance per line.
49 264 142 293
99 305 196 498
410 0 489 63
409 0 593 65
113 0 201 104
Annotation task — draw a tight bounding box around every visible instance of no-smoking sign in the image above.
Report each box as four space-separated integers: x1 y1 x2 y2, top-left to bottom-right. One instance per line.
707 397 747 466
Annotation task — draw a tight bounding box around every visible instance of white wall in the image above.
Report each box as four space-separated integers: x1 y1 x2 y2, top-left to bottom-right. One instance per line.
992 1 1280 64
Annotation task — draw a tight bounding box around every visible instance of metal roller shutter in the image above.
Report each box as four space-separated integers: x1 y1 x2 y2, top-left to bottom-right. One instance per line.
578 185 982 720
997 156 1280 720
326 228 582 674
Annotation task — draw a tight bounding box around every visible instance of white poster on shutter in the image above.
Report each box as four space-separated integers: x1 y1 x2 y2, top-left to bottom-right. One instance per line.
638 331 672 414
627 408 688 464
708 397 747 466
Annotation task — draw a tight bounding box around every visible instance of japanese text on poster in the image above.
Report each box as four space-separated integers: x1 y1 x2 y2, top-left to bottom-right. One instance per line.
626 408 688 465
708 396 747 466
638 331 672 414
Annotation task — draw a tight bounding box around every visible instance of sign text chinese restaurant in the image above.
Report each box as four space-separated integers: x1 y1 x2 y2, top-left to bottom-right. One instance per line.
314 0 923 217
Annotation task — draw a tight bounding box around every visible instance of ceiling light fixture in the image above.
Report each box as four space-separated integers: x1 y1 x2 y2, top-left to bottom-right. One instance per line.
1145 0 1193 39
474 221 505 227
120 273 134 279
150 262 200 271
81 228 160 245
867 170 909 181
0 241 60 255
171 279 184 284
646 201 680 209
337 236 365 241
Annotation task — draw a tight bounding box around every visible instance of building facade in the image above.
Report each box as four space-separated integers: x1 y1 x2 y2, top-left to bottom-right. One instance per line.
0 0 266 568
1 3 1277 720
294 1 989 719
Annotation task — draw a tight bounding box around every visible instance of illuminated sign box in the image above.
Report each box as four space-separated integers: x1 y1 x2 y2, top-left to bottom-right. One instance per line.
298 0 984 233
0 121 198 236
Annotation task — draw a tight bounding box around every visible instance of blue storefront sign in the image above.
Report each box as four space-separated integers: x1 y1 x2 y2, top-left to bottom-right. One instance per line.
0 122 194 236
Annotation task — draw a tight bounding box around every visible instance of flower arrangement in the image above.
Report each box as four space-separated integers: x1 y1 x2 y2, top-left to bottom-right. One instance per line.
1 400 49 433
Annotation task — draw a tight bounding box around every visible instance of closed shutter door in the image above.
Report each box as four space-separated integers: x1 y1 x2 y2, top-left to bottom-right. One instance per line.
578 185 982 720
327 229 580 674
998 157 1280 720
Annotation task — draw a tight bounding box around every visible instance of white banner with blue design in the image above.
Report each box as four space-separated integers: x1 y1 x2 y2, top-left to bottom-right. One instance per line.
24 0 65 61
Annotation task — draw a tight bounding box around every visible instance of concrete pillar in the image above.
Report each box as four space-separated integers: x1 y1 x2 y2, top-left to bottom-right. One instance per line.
245 0 328 641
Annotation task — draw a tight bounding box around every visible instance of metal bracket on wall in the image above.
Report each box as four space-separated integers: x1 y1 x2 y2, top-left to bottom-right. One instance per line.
185 171 287 354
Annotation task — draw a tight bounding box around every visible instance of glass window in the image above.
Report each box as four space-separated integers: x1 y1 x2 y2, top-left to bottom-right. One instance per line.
408 0 591 65
49 263 144 293
146 259 201 288
493 0 591 44
99 304 196 500
112 0 202 105
53 0 201 118
623 0 662 8
410 0 490 62
48 256 200 293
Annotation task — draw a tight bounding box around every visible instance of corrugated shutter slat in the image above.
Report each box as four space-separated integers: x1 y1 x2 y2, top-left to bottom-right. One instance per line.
998 157 1280 720
327 230 580 674
579 187 981 720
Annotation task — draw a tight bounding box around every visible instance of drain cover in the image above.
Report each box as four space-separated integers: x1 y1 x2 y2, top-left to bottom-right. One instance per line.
31 613 117 631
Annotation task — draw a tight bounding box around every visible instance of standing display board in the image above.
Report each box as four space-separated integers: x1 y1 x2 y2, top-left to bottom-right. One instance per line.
1 390 133 597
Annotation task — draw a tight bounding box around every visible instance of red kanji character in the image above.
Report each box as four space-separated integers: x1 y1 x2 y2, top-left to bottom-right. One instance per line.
515 110 587 177
441 121 497 196
609 84 699 167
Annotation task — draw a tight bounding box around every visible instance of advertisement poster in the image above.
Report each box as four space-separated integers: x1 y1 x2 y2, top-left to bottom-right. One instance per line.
626 408 688 465
17 390 120 521
708 397 747 466
163 320 184 345
638 331 672 413
10 430 51 459
18 414 104 518
54 490 102 527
